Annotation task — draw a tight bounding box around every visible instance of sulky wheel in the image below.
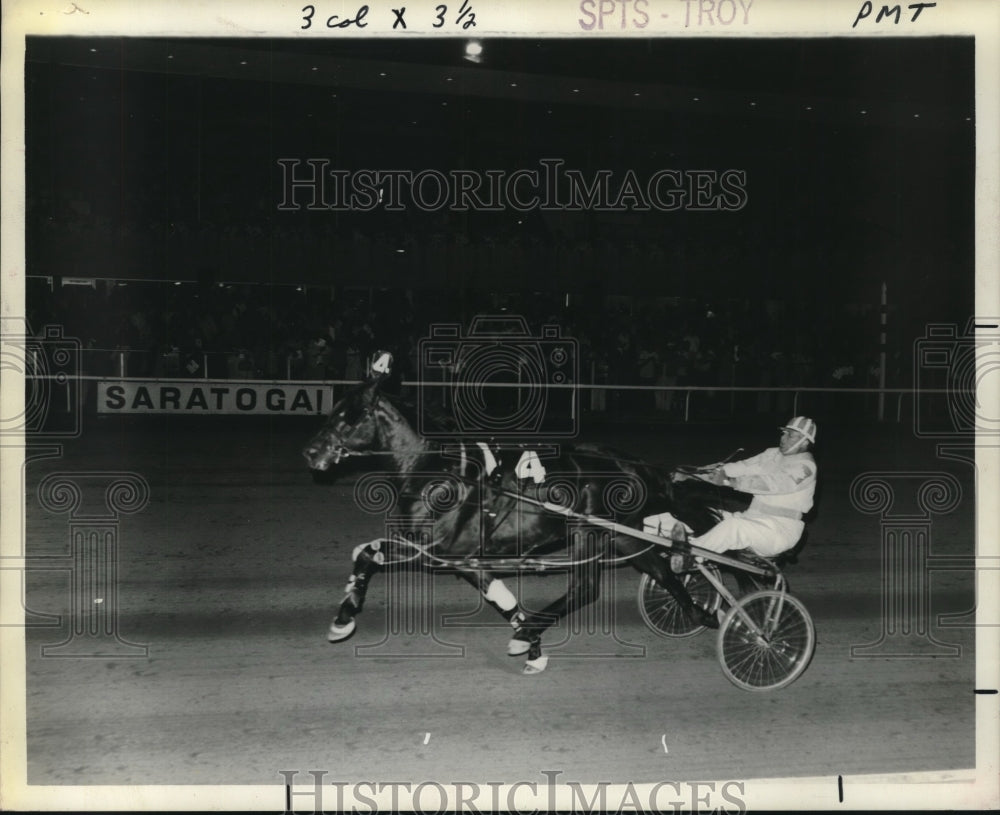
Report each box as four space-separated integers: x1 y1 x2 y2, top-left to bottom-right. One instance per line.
638 566 721 638
717 589 815 692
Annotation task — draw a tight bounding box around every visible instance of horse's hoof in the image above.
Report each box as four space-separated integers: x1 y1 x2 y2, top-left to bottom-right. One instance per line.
328 618 357 642
507 637 531 656
522 654 549 675
689 606 718 630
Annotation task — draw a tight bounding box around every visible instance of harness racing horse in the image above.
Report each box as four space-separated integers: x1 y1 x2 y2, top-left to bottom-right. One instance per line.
302 372 749 674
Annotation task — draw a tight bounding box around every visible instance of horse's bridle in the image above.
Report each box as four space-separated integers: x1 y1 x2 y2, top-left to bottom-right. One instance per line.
322 399 383 462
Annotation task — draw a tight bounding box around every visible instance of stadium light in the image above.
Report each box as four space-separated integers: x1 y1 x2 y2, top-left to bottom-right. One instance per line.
463 40 483 64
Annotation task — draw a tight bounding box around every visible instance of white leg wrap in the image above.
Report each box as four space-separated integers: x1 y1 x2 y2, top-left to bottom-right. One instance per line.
352 540 384 564
522 654 549 675
484 579 517 612
328 617 356 642
507 638 531 656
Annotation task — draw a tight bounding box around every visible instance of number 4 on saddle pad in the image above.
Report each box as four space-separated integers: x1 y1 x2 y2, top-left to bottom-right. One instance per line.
514 450 547 484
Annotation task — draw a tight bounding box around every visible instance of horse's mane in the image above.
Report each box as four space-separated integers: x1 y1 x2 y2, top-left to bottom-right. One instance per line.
378 389 459 437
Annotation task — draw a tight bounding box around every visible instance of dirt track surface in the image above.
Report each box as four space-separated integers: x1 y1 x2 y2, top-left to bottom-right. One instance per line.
21 417 977 787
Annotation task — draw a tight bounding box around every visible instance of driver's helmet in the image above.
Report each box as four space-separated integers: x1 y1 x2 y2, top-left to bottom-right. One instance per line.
781 416 817 444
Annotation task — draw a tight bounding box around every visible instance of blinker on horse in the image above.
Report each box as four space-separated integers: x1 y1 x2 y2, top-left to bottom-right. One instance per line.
302 356 729 675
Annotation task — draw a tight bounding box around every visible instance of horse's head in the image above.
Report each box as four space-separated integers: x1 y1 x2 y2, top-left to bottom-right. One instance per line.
303 351 426 473
302 379 383 471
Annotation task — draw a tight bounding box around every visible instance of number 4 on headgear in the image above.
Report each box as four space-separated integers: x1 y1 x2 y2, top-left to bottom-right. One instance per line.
368 350 393 379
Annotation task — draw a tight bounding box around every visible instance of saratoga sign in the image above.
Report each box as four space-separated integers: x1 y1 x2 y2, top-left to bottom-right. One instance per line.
98 380 334 415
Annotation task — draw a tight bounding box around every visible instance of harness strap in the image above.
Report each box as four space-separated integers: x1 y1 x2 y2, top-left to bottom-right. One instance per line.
475 442 500 476
753 503 803 521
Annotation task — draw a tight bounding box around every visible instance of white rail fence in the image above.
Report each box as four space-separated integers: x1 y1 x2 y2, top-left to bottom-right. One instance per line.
27 372 944 424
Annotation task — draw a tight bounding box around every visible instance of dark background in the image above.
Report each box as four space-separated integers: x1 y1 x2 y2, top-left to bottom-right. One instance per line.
16 34 985 796
24 37 974 310
21 36 977 411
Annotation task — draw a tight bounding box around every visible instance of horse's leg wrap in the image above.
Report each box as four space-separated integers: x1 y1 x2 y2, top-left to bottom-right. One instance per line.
450 569 532 655
333 542 385 626
522 638 549 675
507 610 535 656
511 537 603 667
484 578 518 612
483 580 538 656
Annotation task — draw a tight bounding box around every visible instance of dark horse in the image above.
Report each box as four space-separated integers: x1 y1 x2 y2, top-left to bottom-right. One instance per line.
302 372 749 674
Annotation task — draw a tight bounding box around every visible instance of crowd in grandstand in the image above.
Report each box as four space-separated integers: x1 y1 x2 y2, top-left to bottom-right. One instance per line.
25 276 895 418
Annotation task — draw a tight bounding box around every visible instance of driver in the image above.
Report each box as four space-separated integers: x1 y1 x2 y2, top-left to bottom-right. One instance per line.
670 416 817 564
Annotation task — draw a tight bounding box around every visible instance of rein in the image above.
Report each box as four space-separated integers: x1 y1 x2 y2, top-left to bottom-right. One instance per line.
317 395 743 570
359 530 651 571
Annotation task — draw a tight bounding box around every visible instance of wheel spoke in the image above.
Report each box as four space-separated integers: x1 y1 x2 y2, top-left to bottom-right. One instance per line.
718 590 815 691
638 568 721 639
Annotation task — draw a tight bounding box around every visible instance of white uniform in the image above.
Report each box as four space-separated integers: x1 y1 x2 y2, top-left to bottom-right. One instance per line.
692 447 816 558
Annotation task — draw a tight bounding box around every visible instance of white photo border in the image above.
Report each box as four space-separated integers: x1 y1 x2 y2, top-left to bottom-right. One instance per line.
2 0 997 811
